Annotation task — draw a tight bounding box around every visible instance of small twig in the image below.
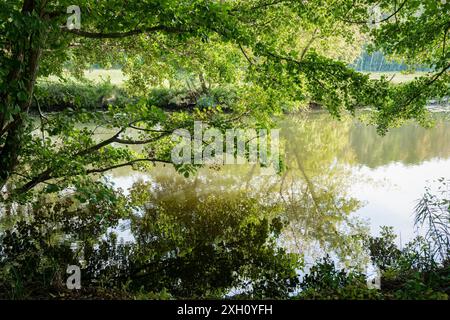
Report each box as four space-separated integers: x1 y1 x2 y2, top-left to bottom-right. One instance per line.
239 43 254 66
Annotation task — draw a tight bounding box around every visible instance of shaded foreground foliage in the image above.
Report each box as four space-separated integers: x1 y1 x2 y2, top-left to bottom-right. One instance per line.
32 78 240 113
298 228 449 300
0 179 448 300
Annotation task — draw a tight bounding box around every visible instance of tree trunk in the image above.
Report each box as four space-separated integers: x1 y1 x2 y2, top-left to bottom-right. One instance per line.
0 0 42 191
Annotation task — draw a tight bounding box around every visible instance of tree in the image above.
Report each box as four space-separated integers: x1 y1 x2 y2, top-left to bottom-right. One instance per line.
0 0 448 201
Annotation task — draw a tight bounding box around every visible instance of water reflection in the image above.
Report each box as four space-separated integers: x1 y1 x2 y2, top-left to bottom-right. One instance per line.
2 112 449 298
350 116 450 167
108 112 450 265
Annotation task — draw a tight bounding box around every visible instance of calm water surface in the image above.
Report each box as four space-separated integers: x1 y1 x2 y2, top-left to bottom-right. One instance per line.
107 111 450 264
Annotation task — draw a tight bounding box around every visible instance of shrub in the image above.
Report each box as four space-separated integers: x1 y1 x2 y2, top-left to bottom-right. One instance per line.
297 256 381 300
33 80 132 112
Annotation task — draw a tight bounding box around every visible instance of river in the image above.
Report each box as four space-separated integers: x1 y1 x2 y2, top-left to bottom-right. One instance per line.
95 111 450 267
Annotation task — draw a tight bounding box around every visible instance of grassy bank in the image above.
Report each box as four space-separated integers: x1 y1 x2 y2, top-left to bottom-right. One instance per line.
32 69 429 114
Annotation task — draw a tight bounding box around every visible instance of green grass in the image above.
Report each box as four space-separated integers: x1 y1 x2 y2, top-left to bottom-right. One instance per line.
83 69 126 86
364 71 429 84
40 69 126 86
41 69 427 88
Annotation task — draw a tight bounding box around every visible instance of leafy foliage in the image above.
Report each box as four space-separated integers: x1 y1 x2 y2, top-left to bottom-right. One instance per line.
33 79 131 112
296 227 449 300
415 178 450 260
1 0 449 199
298 256 381 300
365 227 449 300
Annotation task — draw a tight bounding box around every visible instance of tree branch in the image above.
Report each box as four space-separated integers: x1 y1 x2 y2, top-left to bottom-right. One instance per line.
300 28 319 61
239 43 254 66
86 158 172 174
65 25 187 39
341 0 408 25
114 133 170 145
401 63 450 108
15 121 171 193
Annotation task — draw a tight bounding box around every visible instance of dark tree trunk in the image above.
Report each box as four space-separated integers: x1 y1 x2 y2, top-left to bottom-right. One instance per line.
0 120 25 187
0 0 41 191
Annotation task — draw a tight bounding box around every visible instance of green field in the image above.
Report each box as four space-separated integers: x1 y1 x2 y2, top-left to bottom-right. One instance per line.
42 69 427 87
365 71 428 84
83 69 127 86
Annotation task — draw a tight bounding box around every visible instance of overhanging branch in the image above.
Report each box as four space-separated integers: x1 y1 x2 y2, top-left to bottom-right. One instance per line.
86 158 172 174
65 25 187 39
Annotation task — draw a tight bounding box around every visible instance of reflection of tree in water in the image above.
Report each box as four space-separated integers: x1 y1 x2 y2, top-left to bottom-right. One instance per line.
127 177 303 298
0 180 301 299
350 113 450 168
4 112 447 297
277 115 369 268
141 113 372 269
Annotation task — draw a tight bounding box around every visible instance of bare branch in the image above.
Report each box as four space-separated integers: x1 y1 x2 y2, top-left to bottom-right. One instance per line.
300 28 319 61
239 43 254 66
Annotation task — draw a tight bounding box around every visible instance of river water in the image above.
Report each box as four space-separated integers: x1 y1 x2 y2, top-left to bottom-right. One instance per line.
103 111 450 267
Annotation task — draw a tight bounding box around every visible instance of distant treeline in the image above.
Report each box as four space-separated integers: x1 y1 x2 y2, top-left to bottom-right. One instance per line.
351 51 432 72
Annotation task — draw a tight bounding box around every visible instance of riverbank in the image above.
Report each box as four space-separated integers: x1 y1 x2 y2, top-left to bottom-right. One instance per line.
33 70 444 114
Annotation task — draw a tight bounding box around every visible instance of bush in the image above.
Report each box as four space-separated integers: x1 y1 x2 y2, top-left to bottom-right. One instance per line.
146 86 238 111
295 227 449 300
33 80 132 112
33 81 238 113
365 227 449 300
297 256 381 300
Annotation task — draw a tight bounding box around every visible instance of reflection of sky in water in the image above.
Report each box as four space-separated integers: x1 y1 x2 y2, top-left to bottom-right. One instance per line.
106 113 450 253
350 158 450 243
109 173 152 195
109 158 450 263
107 173 151 242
